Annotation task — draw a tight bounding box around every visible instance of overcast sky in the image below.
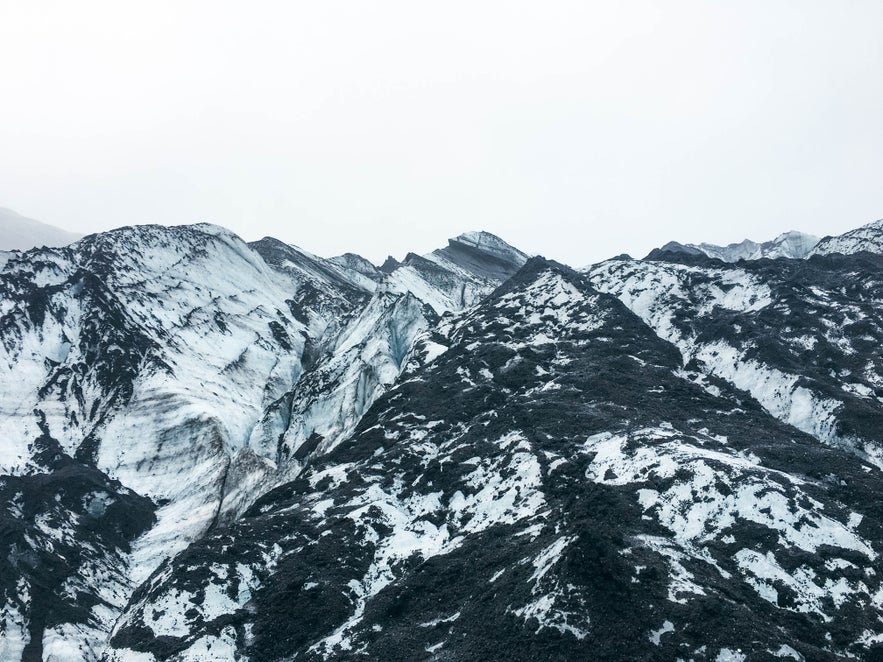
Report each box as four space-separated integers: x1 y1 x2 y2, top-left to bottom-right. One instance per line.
1 1 881 266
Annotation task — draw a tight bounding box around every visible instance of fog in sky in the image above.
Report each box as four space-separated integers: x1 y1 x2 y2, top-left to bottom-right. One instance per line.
1 1 881 266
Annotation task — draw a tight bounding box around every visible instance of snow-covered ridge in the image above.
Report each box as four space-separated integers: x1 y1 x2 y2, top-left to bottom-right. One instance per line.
7 212 883 660
808 219 883 257
238 229 528 503
377 230 529 314
649 218 883 265
588 256 883 466
442 231 531 279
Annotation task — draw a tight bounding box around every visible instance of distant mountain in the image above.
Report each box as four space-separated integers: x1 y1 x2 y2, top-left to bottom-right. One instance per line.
808 219 883 257
648 230 819 262
0 207 82 251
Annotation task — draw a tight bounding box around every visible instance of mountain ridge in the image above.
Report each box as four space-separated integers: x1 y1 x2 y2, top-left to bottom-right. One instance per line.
647 230 820 262
808 219 883 257
2 215 883 660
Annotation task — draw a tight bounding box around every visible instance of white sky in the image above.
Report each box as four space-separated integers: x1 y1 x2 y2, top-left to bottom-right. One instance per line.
1 1 881 266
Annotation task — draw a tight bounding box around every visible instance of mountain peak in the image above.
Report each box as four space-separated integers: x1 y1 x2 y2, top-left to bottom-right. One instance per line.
450 230 516 250
379 255 401 273
433 230 529 282
329 252 381 279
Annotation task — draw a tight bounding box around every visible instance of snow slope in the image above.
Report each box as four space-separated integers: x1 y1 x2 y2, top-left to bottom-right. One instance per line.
589 255 883 465
808 219 883 257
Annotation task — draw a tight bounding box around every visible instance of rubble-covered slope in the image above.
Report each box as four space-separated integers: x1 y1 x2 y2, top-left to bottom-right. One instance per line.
589 252 883 468
107 260 883 661
0 420 155 661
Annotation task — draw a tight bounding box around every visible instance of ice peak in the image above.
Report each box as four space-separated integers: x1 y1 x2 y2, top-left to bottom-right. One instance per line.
450 230 511 249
